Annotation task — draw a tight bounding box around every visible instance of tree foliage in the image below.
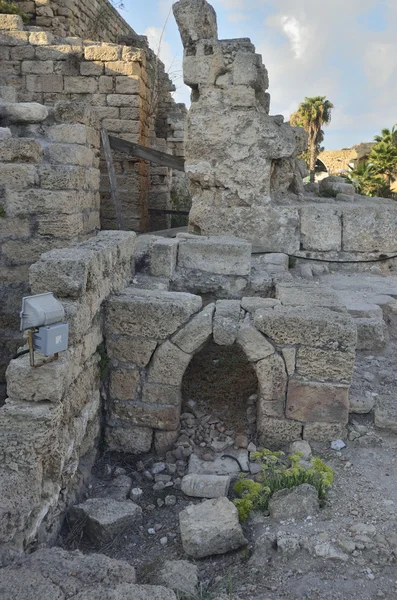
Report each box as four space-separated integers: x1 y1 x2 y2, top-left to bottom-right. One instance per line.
290 96 334 182
0 0 29 23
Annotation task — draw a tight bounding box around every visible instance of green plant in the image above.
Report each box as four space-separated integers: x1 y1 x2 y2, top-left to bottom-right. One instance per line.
0 0 29 23
97 343 110 381
347 160 394 198
0 205 5 217
233 448 334 521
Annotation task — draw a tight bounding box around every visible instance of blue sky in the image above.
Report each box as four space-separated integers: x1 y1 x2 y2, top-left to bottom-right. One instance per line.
119 0 396 150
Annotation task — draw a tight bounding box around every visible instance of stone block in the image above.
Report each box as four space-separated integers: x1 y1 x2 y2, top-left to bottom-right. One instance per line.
111 401 180 430
173 0 218 47
105 288 202 340
276 282 345 312
84 44 121 62
213 299 241 345
172 303 214 354
46 143 94 166
110 368 140 401
0 138 42 163
38 165 86 190
6 353 69 403
237 317 275 362
69 498 142 544
257 417 302 444
181 474 231 498
148 341 191 386
105 425 153 453
0 163 37 189
154 429 180 455
179 498 247 559
29 31 54 46
342 203 397 252
254 306 357 352
303 421 347 442
286 380 349 424
296 347 355 384
106 335 157 368
150 238 179 278
355 316 387 350
0 31 28 45
156 560 198 599
177 235 251 275
21 60 53 74
255 353 287 418
141 383 181 407
282 347 296 376
80 60 104 76
37 212 84 238
64 76 98 94
47 123 87 144
269 484 319 521
241 297 281 313
6 188 81 217
26 73 64 92
0 15 23 30
319 178 354 196
188 451 249 476
300 205 342 251
0 102 48 123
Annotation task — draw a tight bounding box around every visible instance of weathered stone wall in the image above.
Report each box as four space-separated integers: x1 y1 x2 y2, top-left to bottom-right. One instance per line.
104 235 357 452
1 231 136 556
0 91 101 402
16 0 137 42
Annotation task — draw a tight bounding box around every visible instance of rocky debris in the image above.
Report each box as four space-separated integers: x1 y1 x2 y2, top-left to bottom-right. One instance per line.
179 497 248 558
0 547 176 599
188 450 249 476
69 498 143 544
350 392 376 414
374 395 397 433
96 475 132 501
154 560 199 598
268 484 320 521
181 474 231 498
331 439 346 450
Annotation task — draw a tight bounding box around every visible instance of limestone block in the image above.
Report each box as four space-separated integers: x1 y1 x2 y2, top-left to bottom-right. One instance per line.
105 288 202 340
0 102 48 123
148 341 191 386
282 347 296 376
156 560 198 599
303 422 347 442
276 283 346 312
286 380 349 424
181 474 231 498
69 498 142 544
241 297 281 313
154 428 180 455
179 498 247 559
80 61 104 76
37 212 84 238
172 303 214 353
296 347 355 383
255 353 287 418
47 123 87 144
38 165 86 190
342 203 397 252
188 451 249 476
111 401 180 430
213 300 241 345
232 50 265 89
29 31 55 45
183 41 225 87
0 14 23 30
300 205 342 251
105 425 153 453
150 238 179 278
171 268 248 299
142 383 181 407
355 316 387 350
5 188 82 217
319 178 354 196
54 101 94 125
258 416 302 444
26 73 64 92
0 163 37 189
0 138 42 163
237 317 274 362
64 76 98 94
46 143 94 166
84 44 121 61
254 306 357 352
173 0 218 47
6 354 69 403
21 60 54 74
177 235 251 275
110 368 140 401
106 335 157 368
0 30 28 45
269 484 319 521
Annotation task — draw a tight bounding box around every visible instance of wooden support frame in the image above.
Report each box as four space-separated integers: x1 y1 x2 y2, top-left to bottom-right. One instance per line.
107 135 185 171
101 128 124 230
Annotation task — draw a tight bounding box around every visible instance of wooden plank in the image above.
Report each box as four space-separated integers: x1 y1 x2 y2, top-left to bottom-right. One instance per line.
148 209 189 216
101 128 124 230
108 135 185 171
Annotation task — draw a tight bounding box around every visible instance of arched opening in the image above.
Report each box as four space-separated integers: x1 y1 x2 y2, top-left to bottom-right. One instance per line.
315 158 328 173
181 340 259 450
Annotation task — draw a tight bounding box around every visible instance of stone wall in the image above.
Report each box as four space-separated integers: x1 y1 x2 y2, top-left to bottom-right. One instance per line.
104 234 357 452
16 0 137 42
0 91 101 402
1 230 136 556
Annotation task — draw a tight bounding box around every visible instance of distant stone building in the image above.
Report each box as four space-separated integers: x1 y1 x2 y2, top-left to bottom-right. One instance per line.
317 143 374 175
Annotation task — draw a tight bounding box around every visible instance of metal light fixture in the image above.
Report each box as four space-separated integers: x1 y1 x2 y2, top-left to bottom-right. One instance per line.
20 292 69 367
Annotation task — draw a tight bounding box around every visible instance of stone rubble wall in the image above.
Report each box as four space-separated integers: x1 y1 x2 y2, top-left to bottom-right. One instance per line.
16 0 137 43
1 230 136 555
0 90 101 401
104 235 358 453
0 14 185 234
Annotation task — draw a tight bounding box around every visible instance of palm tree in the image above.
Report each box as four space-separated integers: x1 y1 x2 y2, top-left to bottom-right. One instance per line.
290 96 334 182
347 161 392 198
370 125 397 185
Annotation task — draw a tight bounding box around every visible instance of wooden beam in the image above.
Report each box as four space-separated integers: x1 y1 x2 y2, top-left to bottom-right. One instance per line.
148 209 189 216
108 135 185 171
100 128 124 230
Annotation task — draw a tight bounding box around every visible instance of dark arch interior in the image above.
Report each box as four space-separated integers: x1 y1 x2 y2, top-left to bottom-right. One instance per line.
181 340 259 445
315 158 328 172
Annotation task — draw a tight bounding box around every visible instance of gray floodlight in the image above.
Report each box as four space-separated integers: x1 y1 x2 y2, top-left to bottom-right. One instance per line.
19 293 68 366
20 292 65 331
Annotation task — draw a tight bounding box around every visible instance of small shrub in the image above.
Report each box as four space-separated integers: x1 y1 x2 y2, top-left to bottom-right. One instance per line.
233 448 334 521
97 343 110 381
0 1 30 23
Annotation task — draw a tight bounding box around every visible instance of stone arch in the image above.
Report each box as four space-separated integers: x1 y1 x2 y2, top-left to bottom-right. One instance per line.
144 301 288 446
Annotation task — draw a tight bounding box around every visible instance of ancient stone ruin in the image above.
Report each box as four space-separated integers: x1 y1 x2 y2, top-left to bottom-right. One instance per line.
1 0 397 597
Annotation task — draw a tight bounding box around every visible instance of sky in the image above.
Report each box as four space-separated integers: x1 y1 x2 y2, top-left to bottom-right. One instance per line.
118 0 396 150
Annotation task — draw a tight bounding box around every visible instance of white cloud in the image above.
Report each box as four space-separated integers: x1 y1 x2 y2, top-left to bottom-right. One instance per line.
280 15 307 59
227 11 249 23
